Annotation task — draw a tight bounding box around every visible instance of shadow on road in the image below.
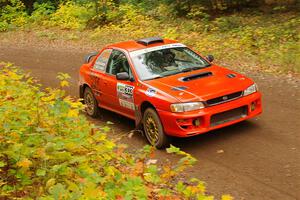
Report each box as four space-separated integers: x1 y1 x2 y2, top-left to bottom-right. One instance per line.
172 121 259 150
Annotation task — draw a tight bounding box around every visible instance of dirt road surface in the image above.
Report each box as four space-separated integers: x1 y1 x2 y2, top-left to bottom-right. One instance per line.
1 45 299 200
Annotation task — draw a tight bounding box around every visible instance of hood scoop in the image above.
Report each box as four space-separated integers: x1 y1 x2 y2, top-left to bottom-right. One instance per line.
227 73 236 78
179 71 212 82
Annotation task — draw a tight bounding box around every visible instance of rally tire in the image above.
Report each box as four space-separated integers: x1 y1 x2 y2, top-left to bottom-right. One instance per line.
143 108 170 149
83 87 99 118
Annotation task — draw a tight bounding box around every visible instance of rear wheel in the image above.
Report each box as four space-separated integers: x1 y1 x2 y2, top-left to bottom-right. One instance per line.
83 87 99 117
143 108 170 149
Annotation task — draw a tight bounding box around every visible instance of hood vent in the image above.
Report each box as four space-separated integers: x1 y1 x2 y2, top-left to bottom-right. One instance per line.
180 72 212 82
227 73 236 78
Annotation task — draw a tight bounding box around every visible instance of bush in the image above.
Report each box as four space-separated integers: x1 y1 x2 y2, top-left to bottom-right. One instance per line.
91 4 159 41
0 0 29 31
213 16 243 32
0 63 231 199
0 21 9 32
46 1 95 30
30 2 56 24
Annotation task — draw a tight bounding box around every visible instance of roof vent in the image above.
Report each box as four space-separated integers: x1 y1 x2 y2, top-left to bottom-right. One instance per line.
136 37 164 46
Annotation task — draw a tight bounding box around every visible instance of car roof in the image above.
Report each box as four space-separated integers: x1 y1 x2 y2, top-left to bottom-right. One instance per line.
105 38 179 52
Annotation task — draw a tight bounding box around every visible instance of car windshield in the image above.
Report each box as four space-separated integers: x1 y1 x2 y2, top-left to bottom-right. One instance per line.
130 45 210 81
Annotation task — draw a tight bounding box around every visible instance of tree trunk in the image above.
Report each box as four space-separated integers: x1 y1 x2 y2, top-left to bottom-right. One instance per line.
20 0 35 14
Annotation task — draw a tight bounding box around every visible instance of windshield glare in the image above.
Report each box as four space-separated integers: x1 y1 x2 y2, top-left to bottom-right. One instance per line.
130 47 210 81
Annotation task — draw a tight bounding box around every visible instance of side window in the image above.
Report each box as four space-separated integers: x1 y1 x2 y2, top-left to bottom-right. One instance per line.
106 50 131 76
93 49 112 71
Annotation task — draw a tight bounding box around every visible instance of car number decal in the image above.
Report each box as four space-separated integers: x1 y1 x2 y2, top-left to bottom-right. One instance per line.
117 83 135 110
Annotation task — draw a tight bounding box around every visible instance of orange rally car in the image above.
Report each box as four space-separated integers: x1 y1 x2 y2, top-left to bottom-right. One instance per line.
79 37 262 148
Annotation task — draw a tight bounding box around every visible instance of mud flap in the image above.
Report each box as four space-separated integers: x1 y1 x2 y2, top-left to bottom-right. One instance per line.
79 85 84 103
134 105 143 130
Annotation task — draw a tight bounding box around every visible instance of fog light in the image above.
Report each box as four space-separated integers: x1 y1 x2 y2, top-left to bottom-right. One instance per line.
193 118 201 126
251 102 256 111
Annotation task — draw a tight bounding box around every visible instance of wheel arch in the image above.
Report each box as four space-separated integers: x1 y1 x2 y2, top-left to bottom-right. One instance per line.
140 101 156 114
135 101 156 128
79 83 90 100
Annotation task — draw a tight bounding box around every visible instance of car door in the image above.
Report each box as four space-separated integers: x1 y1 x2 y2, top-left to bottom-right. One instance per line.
89 48 112 102
100 49 136 119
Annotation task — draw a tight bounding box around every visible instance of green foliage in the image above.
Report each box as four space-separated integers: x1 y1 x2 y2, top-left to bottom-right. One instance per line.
45 1 95 30
0 1 299 73
0 21 9 32
0 0 29 31
88 10 299 74
91 3 159 40
192 14 300 73
30 2 55 24
186 4 210 20
213 16 242 32
0 63 225 199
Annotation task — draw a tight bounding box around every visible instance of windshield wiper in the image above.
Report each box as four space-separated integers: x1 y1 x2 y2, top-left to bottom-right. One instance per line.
181 68 193 72
162 67 199 77
181 66 202 72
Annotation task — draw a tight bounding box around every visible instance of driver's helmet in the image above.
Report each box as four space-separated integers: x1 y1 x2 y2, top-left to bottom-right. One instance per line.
162 49 175 65
147 51 164 68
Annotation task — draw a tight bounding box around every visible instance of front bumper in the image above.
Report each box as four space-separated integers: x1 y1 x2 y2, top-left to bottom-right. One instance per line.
157 92 262 137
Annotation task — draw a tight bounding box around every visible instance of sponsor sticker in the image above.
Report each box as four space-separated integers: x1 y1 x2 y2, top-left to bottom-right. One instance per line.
119 99 135 110
130 43 186 57
145 88 156 97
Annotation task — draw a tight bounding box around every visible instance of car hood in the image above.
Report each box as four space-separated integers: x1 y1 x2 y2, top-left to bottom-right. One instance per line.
144 65 254 102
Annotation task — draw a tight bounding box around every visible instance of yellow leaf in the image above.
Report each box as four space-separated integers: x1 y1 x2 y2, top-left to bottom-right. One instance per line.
46 178 56 189
83 182 98 198
60 80 69 87
67 109 78 117
17 158 32 168
36 148 46 157
222 194 233 200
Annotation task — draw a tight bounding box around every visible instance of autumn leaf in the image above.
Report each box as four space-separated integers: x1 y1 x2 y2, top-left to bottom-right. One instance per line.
60 80 69 87
46 178 56 189
222 194 234 200
17 158 32 168
67 109 78 117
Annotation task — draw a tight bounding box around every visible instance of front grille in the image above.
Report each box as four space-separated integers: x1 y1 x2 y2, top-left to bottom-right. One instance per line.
206 91 243 106
210 106 247 127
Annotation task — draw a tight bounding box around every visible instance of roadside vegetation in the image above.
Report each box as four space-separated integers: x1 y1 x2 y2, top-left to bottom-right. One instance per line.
0 62 234 199
0 0 299 74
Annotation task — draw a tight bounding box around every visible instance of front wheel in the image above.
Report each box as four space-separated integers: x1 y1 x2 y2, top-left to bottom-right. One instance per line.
143 108 170 149
83 87 99 118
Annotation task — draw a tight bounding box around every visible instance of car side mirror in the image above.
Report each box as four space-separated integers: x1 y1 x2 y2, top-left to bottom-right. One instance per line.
116 72 130 81
206 55 214 62
84 51 98 64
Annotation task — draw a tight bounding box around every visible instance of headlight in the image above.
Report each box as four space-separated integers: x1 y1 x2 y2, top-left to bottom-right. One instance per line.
170 102 205 112
244 83 258 96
